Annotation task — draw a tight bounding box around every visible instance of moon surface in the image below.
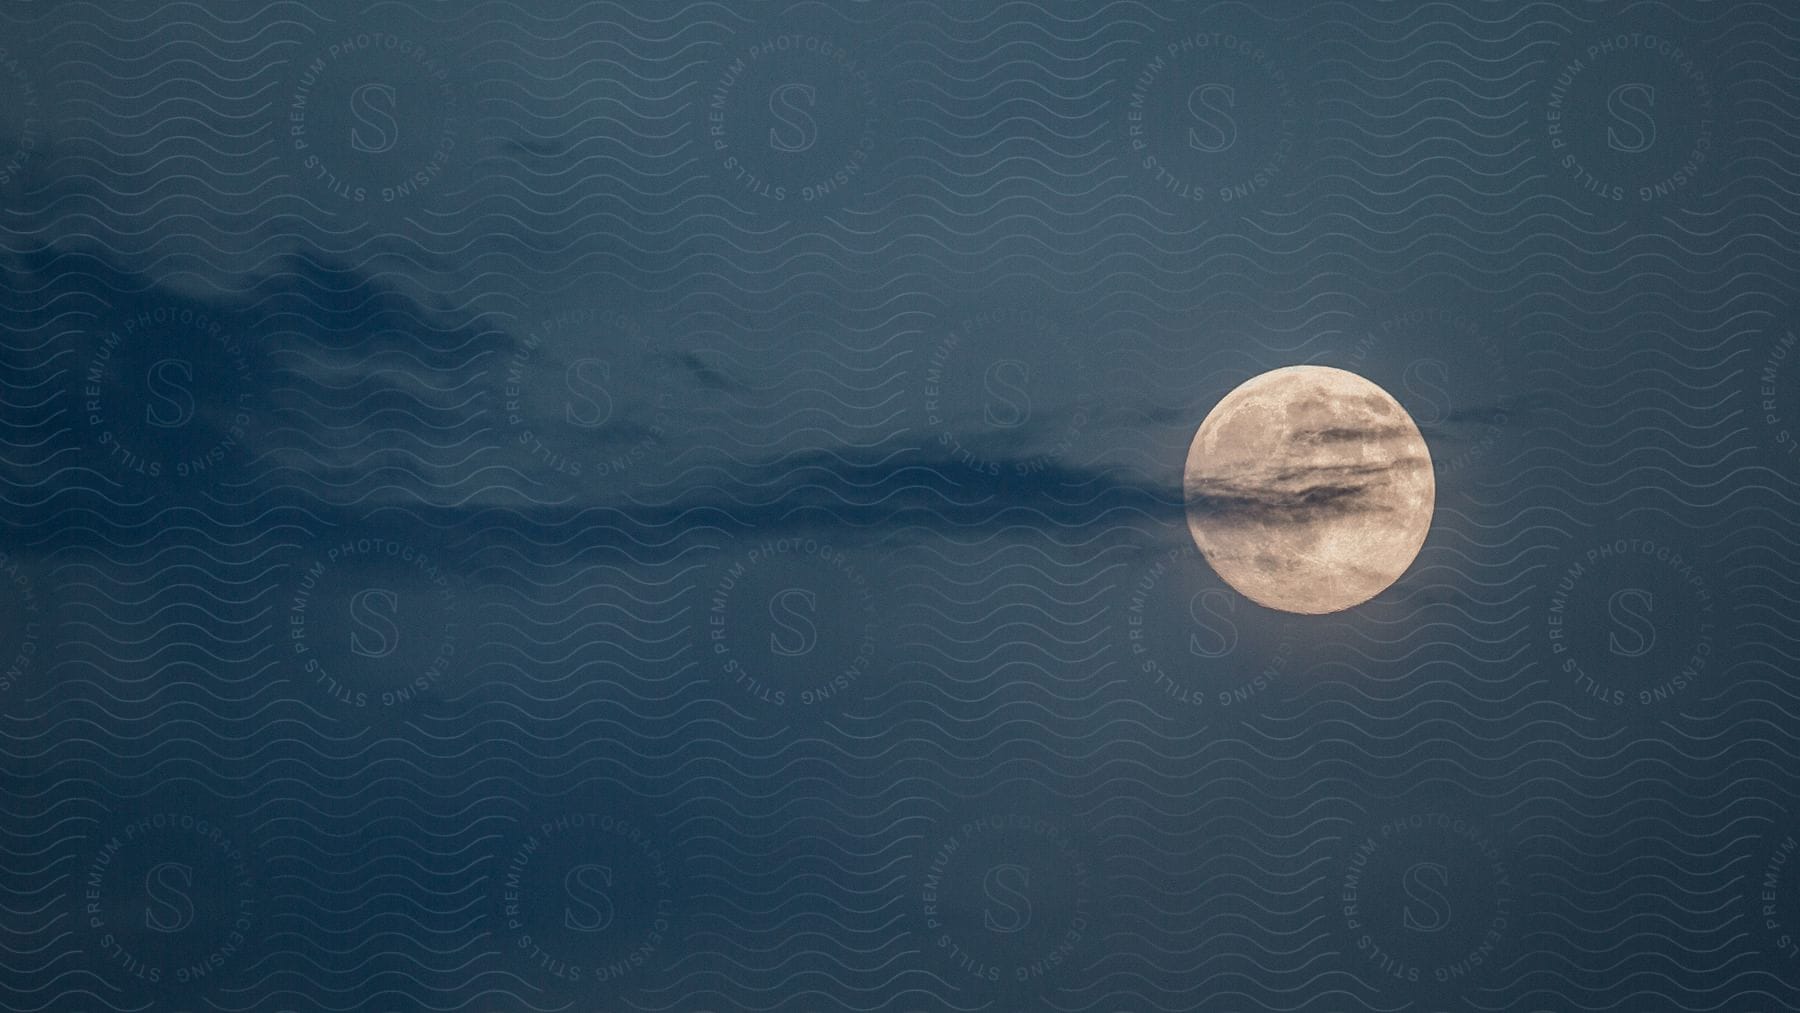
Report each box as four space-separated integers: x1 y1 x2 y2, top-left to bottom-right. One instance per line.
1184 365 1435 614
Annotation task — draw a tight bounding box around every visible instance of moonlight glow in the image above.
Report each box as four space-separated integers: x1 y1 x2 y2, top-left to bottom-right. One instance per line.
1183 365 1435 614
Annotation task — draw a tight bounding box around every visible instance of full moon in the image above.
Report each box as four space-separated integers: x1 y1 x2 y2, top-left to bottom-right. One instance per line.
1184 365 1435 614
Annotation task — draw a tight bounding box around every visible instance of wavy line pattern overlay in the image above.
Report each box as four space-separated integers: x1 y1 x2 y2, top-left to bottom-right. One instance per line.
3 0 1800 1010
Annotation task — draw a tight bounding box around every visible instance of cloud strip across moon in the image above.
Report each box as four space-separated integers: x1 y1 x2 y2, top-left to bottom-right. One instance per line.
1184 366 1435 614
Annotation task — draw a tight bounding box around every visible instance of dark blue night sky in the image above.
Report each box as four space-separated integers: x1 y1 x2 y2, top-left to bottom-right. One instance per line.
3 1 1800 1010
